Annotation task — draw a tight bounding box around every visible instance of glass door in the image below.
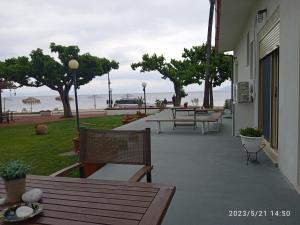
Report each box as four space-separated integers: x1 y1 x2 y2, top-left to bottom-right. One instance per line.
259 49 279 149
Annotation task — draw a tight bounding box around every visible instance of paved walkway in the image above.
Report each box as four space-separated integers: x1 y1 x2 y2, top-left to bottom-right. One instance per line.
93 109 300 225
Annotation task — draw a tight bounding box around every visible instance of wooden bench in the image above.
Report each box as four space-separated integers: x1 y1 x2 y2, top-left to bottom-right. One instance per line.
51 128 153 182
146 112 222 134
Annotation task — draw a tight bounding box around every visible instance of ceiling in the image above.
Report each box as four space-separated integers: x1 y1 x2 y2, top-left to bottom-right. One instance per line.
216 0 258 52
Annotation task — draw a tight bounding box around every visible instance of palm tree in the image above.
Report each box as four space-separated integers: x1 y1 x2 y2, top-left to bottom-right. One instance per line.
203 0 216 108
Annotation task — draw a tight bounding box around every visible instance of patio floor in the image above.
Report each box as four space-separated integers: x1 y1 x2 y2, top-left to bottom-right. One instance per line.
91 109 300 225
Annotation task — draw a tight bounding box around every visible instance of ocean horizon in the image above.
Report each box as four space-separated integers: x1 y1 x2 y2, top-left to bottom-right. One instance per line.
1 90 231 113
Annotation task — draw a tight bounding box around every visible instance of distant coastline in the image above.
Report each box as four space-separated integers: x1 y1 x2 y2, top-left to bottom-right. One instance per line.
2 90 231 113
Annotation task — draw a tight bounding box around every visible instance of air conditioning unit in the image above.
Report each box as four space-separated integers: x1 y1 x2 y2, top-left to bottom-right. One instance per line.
237 82 250 103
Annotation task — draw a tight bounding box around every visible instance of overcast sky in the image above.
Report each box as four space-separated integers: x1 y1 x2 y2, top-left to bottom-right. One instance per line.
0 0 228 97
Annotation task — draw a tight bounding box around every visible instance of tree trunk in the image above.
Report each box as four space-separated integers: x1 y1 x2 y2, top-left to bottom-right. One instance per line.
174 84 182 106
203 0 215 108
59 90 73 117
209 83 214 108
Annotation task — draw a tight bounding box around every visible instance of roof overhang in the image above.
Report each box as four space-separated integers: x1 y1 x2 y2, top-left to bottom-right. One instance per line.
216 0 258 52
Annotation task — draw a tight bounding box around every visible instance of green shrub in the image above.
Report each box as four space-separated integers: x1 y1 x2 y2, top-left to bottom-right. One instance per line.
0 160 30 181
224 99 230 109
240 127 262 137
155 99 165 111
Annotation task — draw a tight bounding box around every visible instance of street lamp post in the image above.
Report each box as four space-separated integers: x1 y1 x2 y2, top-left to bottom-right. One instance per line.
142 82 147 115
68 59 80 131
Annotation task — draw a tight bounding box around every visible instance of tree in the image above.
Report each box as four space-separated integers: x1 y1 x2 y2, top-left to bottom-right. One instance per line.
131 54 201 106
203 0 216 108
0 43 119 117
182 44 232 108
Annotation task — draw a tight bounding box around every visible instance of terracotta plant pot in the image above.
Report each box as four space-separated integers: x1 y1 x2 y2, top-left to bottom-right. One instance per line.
5 178 26 204
35 124 48 135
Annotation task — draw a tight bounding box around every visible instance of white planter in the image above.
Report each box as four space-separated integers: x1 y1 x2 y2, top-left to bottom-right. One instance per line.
224 109 231 115
240 135 263 153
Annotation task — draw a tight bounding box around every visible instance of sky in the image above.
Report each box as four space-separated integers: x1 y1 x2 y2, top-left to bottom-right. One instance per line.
0 0 229 97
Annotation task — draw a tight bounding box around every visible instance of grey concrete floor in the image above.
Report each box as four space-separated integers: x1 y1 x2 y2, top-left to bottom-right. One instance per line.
94 110 300 225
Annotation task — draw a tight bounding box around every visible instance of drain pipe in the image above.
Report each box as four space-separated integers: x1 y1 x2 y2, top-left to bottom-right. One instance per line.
231 55 235 136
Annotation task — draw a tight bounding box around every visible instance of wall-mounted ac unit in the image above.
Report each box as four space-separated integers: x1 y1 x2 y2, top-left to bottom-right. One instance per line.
237 82 250 103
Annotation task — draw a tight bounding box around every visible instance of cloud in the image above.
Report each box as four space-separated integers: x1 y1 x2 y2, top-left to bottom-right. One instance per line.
0 0 216 96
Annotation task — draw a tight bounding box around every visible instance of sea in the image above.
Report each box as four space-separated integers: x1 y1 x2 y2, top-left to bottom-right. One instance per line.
1 91 231 112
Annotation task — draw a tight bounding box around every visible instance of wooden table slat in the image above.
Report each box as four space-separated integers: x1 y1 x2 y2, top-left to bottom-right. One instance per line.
43 210 140 225
27 179 159 193
43 204 143 220
29 175 167 189
24 183 157 197
42 198 147 214
0 188 153 202
42 192 151 207
139 186 176 225
18 216 106 225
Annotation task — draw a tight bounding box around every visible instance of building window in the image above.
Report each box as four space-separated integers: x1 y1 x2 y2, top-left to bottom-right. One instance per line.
247 32 250 66
250 41 254 79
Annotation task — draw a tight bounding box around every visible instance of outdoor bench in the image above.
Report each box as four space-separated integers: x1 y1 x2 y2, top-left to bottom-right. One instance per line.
146 112 222 134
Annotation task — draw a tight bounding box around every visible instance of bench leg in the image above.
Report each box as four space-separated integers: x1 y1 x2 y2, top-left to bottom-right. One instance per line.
158 121 162 133
201 122 205 135
146 172 152 183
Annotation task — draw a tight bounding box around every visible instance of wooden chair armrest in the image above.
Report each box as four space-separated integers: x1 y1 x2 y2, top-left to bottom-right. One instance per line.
129 165 153 182
50 162 83 177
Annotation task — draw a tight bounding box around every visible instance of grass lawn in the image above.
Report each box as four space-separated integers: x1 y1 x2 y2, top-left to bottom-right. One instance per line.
0 115 123 176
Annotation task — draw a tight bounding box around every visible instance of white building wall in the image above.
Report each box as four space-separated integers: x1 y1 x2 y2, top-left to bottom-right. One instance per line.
233 0 300 188
233 0 280 135
278 0 300 187
233 38 254 134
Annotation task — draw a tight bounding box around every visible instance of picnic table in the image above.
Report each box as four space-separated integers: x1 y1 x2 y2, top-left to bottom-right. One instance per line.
147 109 222 134
0 175 175 225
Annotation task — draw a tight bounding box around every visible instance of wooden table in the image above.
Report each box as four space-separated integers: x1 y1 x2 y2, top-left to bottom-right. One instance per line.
0 175 175 225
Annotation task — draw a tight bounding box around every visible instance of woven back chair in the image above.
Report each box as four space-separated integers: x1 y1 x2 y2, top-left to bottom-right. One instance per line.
80 128 151 165
81 127 152 182
51 128 152 182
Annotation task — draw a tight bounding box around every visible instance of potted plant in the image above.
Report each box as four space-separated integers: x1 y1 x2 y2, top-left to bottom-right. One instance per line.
240 127 264 164
0 160 30 204
223 99 231 114
155 99 165 112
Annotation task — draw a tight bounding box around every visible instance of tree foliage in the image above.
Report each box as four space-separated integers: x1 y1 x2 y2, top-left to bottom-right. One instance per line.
183 44 232 107
131 54 201 106
0 43 119 117
132 45 232 107
182 45 232 87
